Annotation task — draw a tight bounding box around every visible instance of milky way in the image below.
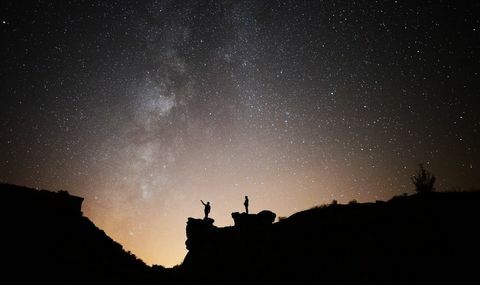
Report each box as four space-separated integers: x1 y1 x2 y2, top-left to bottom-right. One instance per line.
1 1 479 266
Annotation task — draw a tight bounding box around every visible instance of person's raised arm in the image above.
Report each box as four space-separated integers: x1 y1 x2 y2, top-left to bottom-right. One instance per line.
201 200 205 206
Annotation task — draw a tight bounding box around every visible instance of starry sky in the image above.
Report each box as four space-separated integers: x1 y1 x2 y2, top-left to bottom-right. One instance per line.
1 0 479 267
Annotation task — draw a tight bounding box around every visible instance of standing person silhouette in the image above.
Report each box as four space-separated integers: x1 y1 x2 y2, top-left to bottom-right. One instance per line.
201 200 211 219
244 196 249 214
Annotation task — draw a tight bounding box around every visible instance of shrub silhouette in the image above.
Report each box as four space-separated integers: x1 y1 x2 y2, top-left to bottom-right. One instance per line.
411 164 436 194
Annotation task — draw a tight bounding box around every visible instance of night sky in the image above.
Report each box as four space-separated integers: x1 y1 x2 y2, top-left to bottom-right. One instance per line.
1 0 479 267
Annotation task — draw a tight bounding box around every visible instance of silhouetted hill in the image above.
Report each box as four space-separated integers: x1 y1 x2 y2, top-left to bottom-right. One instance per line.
0 183 161 284
178 191 480 284
3 182 480 284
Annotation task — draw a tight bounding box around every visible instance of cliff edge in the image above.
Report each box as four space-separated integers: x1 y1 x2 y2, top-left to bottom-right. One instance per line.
178 192 480 284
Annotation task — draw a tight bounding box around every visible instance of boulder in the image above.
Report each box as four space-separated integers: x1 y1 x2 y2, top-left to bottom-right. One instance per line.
231 210 276 228
185 217 216 251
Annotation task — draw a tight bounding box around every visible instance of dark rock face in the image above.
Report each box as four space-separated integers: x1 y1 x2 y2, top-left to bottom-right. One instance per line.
185 217 216 251
231 210 276 228
0 183 157 285
182 210 277 282
1 183 84 216
179 192 480 285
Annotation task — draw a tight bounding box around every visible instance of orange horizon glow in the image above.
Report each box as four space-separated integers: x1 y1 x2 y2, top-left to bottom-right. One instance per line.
81 169 404 267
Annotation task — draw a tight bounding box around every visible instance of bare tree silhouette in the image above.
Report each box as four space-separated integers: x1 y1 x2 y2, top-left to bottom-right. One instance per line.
411 164 436 194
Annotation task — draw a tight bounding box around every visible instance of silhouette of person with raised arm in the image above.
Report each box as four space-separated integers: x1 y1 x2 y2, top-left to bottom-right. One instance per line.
201 200 211 219
244 196 249 214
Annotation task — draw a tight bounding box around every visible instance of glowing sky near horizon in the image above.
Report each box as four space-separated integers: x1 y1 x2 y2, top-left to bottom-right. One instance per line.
1 1 479 267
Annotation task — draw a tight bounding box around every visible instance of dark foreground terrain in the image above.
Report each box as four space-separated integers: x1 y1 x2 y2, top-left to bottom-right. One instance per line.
1 183 479 284
0 183 161 284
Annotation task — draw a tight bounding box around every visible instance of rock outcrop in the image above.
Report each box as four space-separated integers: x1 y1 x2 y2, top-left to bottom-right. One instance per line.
185 217 216 251
179 192 480 285
1 183 84 216
182 210 277 281
0 183 155 285
231 210 276 228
